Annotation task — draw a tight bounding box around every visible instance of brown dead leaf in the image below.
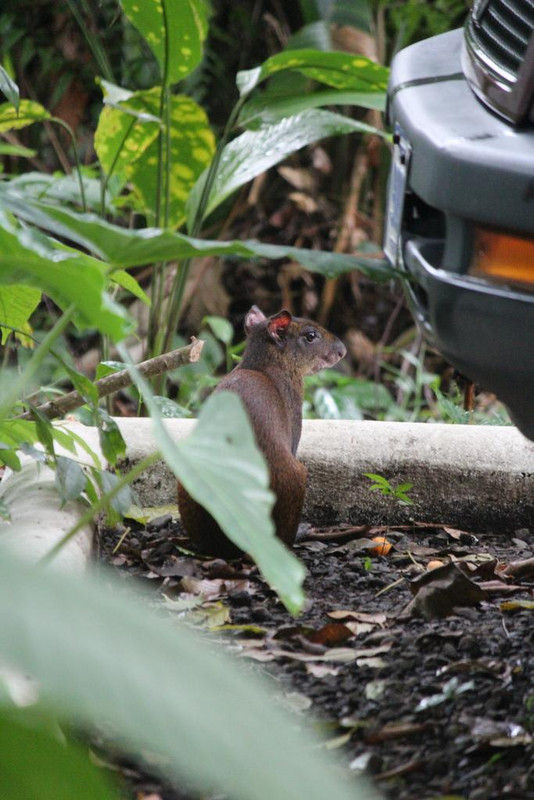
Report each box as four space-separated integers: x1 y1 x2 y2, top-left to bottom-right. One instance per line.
366 721 429 744
356 657 386 669
478 580 526 595
343 622 375 637
467 716 533 747
278 165 316 191
268 647 357 664
501 556 534 581
437 658 513 683
308 623 354 647
289 192 318 213
353 644 392 658
179 577 224 599
327 610 387 626
238 649 276 662
405 562 487 620
443 526 479 545
305 663 340 678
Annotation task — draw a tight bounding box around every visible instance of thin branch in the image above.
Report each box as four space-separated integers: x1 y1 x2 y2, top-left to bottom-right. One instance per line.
18 338 204 421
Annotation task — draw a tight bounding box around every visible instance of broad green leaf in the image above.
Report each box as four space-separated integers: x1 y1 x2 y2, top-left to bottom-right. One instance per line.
0 99 50 132
95 361 124 381
120 0 209 84
237 49 388 96
287 20 335 51
0 711 117 800
152 396 192 417
0 143 36 157
0 549 369 800
188 109 387 223
0 209 132 341
0 191 395 281
98 80 160 121
8 170 119 213
0 284 40 345
0 66 20 112
203 316 234 346
0 420 38 449
65 365 99 406
100 470 133 515
240 89 386 128
110 269 151 305
54 455 88 504
296 0 371 31
0 447 21 471
118 345 306 614
29 406 55 457
96 410 127 466
176 393 306 614
52 425 101 466
96 88 215 227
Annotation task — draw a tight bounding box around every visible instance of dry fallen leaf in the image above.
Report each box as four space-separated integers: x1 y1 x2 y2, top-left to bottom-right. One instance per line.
468 716 533 747
327 610 387 626
405 562 487 620
305 663 340 678
308 623 354 647
500 599 534 612
268 647 357 664
179 577 224 599
501 556 534 581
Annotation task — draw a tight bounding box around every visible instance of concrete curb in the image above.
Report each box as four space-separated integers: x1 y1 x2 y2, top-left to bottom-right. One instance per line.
114 418 534 532
1 419 533 570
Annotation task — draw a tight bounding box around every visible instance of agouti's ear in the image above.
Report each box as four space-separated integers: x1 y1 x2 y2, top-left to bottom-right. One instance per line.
244 305 266 336
267 310 292 347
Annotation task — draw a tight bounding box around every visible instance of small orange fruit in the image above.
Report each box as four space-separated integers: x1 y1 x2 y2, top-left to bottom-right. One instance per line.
369 536 392 556
426 559 445 571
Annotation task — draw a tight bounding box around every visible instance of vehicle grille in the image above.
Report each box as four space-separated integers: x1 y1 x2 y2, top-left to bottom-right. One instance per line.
469 0 534 77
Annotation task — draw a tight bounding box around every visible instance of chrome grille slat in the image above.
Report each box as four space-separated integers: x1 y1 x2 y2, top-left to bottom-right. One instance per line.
470 0 534 77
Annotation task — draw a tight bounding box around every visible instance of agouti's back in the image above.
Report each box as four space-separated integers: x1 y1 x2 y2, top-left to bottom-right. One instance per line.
178 306 346 557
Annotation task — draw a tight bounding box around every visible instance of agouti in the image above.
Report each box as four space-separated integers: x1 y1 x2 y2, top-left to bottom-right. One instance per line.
178 306 346 558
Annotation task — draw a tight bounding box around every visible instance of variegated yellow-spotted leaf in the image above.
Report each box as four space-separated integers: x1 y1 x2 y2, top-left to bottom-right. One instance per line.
95 87 214 227
127 91 215 228
121 0 209 85
94 89 161 188
0 100 50 132
237 49 389 97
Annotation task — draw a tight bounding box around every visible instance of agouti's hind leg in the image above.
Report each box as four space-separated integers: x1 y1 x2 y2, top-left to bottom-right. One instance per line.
177 482 243 559
271 459 307 547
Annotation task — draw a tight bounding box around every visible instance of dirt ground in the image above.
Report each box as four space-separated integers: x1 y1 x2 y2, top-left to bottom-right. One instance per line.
97 516 534 800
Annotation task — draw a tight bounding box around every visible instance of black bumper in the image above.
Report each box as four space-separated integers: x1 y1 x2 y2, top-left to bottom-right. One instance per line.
386 28 534 440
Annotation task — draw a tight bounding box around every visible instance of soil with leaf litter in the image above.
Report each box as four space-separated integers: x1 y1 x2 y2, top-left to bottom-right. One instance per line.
97 517 534 800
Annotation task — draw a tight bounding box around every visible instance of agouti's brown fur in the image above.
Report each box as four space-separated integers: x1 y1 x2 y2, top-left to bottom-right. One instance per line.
178 306 346 557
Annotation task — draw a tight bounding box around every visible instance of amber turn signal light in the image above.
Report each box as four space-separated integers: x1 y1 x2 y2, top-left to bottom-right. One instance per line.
469 227 534 290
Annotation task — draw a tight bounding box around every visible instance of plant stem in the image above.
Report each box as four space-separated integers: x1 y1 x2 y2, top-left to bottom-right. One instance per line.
66 0 115 82
50 118 87 212
161 94 248 356
99 116 136 217
40 452 160 565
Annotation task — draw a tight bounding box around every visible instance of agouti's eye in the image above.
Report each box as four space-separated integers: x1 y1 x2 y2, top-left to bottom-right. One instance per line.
304 330 318 343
